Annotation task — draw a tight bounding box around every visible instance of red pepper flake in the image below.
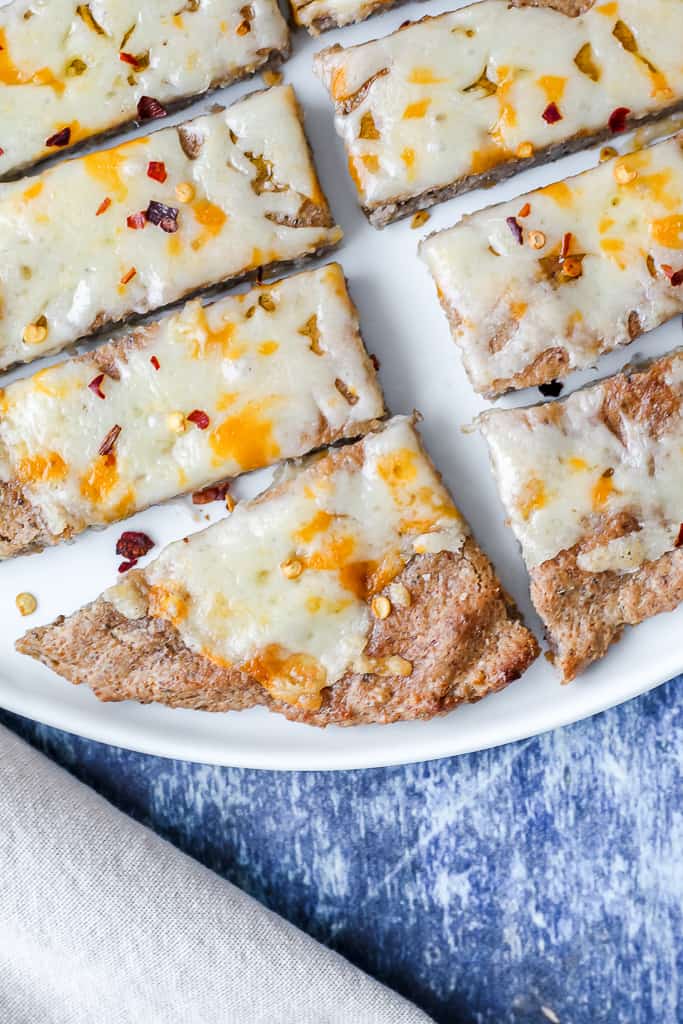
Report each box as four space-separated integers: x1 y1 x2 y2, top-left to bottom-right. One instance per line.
506 216 524 245
561 232 573 259
88 373 106 399
662 265 683 286
119 51 149 69
118 559 138 573
98 424 121 456
126 211 147 230
96 196 112 216
676 524 683 548
192 480 232 505
518 202 531 218
608 107 630 133
542 103 562 125
116 530 154 560
147 160 168 183
45 126 71 147
150 355 161 370
137 96 167 121
146 200 179 233
187 409 210 430
120 267 137 285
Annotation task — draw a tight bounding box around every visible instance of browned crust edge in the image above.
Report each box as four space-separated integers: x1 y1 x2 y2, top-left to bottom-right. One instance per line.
531 541 683 683
0 480 60 559
0 45 291 183
16 540 539 727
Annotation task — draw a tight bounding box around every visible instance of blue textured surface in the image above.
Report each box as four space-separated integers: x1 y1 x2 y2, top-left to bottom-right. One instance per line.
2 678 682 1024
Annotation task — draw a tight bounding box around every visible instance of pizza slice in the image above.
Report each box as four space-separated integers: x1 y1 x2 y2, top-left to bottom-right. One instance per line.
0 85 341 372
421 134 683 396
479 350 683 680
0 0 289 178
315 0 683 226
17 417 539 727
0 263 383 559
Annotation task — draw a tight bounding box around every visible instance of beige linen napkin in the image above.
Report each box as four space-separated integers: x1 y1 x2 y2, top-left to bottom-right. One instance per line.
0 726 432 1024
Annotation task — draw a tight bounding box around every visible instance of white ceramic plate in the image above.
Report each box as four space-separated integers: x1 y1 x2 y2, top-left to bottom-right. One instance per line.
2 0 682 770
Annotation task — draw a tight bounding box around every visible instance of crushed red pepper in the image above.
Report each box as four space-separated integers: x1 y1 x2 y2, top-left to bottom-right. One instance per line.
45 127 71 147
676 524 683 548
542 103 562 125
98 424 121 456
150 355 161 370
662 265 683 286
608 107 630 133
126 211 146 230
116 530 154 560
187 409 210 430
118 559 138 573
147 161 168 183
518 202 531 219
146 200 179 233
96 197 112 216
506 216 524 245
88 374 106 399
137 96 168 121
560 232 573 259
192 480 232 505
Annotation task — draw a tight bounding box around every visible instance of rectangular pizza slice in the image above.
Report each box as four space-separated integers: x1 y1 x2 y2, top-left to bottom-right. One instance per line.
478 351 683 681
0 263 383 559
421 134 683 397
0 0 289 178
314 0 683 226
16 417 539 727
0 84 342 373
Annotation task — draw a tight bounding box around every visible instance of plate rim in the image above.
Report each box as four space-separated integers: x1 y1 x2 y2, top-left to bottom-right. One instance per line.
1 660 679 771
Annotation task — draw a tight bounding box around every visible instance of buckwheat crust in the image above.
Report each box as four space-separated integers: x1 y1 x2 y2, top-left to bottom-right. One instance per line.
531 525 683 682
16 541 539 727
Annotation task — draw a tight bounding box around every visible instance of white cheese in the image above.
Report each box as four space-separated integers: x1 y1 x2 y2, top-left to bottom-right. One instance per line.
0 263 383 545
315 0 683 220
106 417 467 709
0 85 342 372
0 0 289 177
291 0 403 35
421 134 683 395
479 351 683 572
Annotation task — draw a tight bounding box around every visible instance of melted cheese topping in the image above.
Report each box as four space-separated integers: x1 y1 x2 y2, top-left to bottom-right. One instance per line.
315 0 683 213
421 134 683 395
479 353 683 572
0 85 342 372
0 0 288 176
0 263 382 541
107 417 466 709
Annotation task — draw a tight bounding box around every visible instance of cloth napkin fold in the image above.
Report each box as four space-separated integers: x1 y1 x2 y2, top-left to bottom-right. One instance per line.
0 725 432 1024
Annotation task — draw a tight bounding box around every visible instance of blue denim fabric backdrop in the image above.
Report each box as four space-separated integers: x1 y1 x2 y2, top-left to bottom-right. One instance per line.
2 676 681 1024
